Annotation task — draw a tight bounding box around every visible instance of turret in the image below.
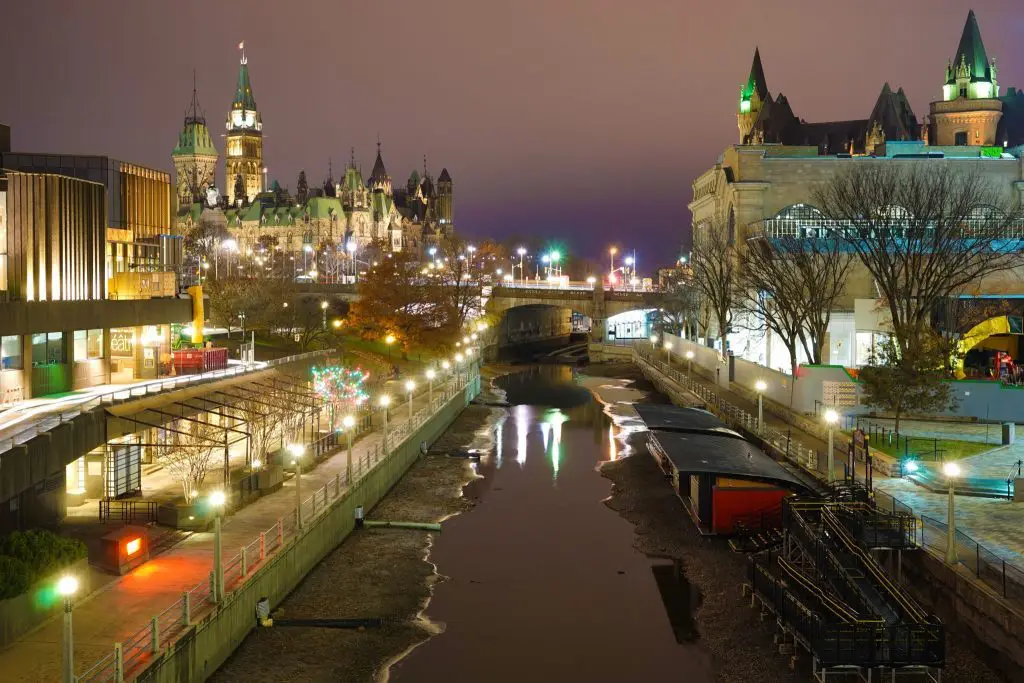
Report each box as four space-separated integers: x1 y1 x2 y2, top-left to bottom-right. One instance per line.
930 11 1002 146
738 48 769 143
436 167 453 232
172 76 218 211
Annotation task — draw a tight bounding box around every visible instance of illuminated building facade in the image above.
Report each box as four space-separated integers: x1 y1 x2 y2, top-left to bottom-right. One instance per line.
0 126 192 402
691 10 1024 372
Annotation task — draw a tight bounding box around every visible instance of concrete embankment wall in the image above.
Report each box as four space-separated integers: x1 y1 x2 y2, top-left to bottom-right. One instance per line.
889 549 1024 679
139 379 479 683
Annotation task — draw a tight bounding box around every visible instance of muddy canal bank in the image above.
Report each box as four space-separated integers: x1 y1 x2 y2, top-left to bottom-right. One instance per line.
211 382 506 683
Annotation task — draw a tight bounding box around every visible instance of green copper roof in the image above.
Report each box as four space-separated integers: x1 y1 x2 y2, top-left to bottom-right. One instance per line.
952 10 991 83
741 48 768 103
306 196 343 219
344 166 365 193
173 120 218 157
233 60 258 110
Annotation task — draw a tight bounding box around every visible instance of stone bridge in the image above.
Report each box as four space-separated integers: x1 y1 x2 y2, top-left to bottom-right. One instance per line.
487 284 662 342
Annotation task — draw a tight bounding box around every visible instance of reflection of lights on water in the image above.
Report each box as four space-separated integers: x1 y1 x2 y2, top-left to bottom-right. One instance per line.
516 405 529 466
540 423 551 452
491 421 499 471
608 423 617 461
470 461 478 473
541 409 569 481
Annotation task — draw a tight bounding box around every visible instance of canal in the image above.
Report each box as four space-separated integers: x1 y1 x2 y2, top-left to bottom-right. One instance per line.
388 365 714 682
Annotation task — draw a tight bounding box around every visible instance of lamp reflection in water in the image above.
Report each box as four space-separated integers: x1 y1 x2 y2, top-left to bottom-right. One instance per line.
516 405 529 466
541 408 569 480
495 421 503 467
608 423 617 462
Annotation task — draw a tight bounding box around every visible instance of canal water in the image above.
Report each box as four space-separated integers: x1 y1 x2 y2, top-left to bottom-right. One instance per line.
389 365 713 682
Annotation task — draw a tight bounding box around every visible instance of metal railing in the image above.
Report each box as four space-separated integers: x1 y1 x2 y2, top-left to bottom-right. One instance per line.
98 500 159 524
635 344 1024 614
0 349 333 458
634 346 819 473
76 369 477 683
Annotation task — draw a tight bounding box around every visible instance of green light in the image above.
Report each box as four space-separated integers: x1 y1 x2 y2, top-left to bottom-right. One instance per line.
739 99 751 113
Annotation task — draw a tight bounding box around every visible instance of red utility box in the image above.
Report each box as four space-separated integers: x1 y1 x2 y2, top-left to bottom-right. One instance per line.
172 347 229 374
100 525 150 575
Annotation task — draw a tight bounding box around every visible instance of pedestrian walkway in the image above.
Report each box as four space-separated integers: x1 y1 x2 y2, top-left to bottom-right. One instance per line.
637 345 1024 572
0 369 475 682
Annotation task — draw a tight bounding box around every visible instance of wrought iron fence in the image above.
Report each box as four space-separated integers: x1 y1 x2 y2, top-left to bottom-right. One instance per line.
76 370 476 683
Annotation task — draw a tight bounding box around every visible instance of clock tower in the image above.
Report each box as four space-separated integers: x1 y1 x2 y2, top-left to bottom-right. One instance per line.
225 45 263 206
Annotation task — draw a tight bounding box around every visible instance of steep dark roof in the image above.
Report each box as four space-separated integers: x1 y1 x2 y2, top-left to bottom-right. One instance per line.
866 83 920 142
951 10 992 83
438 167 452 182
742 48 769 102
368 147 388 185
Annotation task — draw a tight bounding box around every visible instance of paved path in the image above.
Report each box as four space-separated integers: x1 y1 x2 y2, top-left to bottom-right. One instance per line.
0 371 470 682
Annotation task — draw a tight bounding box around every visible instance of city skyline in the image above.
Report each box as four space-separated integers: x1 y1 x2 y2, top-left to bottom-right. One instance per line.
3 0 1023 266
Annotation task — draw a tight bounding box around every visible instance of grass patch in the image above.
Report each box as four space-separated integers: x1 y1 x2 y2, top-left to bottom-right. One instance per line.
847 432 996 461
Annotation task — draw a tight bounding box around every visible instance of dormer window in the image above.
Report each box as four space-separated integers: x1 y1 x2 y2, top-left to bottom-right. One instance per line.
959 86 968 98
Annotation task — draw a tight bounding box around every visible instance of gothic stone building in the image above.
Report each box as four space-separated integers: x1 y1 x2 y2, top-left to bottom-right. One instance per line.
692 10 1024 371
172 49 455 260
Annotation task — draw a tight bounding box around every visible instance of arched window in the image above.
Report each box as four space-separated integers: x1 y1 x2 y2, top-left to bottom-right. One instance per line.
727 208 736 245
773 203 826 222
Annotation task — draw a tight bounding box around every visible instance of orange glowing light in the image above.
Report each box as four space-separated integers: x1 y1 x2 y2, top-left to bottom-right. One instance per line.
125 538 142 556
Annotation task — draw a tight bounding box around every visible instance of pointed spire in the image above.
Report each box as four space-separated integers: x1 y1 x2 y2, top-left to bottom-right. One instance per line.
328 157 333 181
184 69 206 125
952 10 991 82
423 155 428 178
350 147 356 169
742 47 769 102
369 139 388 186
232 44 257 111
438 168 451 183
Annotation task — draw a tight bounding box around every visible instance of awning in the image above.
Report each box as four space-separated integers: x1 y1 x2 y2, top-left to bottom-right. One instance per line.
649 429 812 492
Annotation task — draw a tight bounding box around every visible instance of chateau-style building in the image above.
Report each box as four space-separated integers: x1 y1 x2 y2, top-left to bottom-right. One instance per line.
172 47 455 262
691 10 1024 372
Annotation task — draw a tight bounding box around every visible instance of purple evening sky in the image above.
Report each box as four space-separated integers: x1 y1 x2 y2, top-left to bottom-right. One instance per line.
3 0 1022 268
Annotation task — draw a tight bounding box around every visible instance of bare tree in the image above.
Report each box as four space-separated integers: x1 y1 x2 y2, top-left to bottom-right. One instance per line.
162 419 222 502
231 396 281 468
813 163 1022 355
739 233 853 376
691 220 737 356
648 274 701 337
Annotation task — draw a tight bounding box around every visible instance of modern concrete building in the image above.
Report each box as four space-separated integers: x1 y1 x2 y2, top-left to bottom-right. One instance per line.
0 126 194 403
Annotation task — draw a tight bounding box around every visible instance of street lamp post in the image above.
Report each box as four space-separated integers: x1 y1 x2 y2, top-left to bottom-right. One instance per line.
210 490 226 602
343 415 355 483
455 353 465 385
405 380 416 422
685 350 694 375
609 247 617 277
517 247 526 284
385 334 395 364
379 395 391 449
287 444 305 529
58 575 78 683
664 341 673 364
944 462 961 565
824 410 839 483
426 369 436 404
755 380 767 433
320 300 329 329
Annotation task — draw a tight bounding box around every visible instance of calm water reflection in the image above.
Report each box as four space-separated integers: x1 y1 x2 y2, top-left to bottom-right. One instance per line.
390 366 712 682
